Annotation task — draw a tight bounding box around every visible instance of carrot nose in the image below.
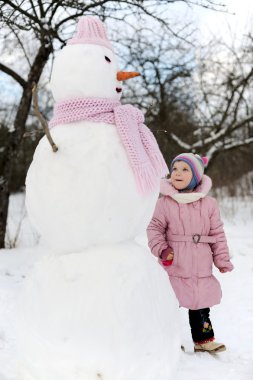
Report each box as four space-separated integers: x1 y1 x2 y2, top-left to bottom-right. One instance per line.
117 71 140 81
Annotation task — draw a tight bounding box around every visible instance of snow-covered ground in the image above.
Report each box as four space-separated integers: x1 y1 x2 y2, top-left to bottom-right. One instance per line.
0 193 253 380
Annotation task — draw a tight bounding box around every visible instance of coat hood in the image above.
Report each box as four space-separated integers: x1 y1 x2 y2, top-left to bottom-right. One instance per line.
160 174 212 204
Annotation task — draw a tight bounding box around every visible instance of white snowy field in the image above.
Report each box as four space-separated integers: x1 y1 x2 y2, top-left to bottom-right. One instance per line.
0 193 253 380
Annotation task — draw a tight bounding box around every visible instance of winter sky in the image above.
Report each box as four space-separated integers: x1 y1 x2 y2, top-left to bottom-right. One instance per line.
180 0 253 43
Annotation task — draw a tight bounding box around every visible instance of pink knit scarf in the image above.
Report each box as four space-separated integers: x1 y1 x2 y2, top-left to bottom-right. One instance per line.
49 98 168 194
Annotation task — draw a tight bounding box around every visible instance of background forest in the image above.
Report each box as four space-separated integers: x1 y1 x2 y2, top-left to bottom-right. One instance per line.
0 0 253 248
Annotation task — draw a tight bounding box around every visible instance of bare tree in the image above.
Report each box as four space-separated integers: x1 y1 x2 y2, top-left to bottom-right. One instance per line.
169 36 253 162
119 24 199 162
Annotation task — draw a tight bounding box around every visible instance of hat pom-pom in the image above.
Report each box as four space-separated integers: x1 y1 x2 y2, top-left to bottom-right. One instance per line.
202 156 208 167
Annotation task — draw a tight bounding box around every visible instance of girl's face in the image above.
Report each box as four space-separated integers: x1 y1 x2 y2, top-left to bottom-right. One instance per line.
171 161 193 190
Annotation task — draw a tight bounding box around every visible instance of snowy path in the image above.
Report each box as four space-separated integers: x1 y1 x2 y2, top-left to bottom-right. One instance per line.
0 199 253 379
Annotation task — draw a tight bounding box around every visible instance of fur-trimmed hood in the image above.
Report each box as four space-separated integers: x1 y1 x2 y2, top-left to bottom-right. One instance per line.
160 174 212 204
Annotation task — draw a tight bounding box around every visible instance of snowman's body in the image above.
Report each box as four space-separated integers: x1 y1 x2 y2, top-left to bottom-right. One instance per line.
18 243 180 380
26 121 159 252
18 17 180 380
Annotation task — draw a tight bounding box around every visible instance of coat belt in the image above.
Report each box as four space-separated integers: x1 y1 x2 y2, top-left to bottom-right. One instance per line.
167 234 221 244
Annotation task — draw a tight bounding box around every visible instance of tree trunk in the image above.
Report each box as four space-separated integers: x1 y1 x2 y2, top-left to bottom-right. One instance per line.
0 180 9 249
0 44 52 248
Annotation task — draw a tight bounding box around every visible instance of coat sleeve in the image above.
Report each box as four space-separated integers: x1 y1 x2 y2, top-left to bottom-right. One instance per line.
146 197 169 258
209 198 234 271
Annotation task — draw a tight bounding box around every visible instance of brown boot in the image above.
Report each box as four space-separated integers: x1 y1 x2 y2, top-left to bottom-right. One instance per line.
194 340 226 353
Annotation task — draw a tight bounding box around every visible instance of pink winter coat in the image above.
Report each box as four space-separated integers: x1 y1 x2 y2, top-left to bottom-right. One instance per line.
147 175 233 310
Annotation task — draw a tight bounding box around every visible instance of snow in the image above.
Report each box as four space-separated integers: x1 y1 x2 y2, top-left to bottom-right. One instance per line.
16 243 180 380
3 193 180 380
25 123 159 253
5 193 39 249
1 194 253 380
50 44 122 101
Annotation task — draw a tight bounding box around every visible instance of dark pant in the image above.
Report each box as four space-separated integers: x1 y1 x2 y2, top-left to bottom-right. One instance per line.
188 308 214 343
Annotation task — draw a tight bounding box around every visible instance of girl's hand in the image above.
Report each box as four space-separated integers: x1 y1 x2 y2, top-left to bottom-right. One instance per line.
166 252 174 261
161 248 174 266
219 267 228 273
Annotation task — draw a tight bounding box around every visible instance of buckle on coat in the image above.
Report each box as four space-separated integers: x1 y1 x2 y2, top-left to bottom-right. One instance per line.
192 234 201 244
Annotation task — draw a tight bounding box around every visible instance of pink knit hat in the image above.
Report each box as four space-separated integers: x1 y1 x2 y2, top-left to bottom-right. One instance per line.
68 16 113 51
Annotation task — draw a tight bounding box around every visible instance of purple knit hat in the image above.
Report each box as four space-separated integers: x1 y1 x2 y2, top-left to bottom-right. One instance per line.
68 16 113 51
171 153 208 190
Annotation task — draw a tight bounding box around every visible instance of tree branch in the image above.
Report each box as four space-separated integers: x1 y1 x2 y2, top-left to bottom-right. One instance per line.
170 132 191 150
8 24 32 68
206 136 253 161
28 0 39 20
54 0 112 29
0 63 26 88
223 136 253 150
37 0 45 18
2 0 39 24
32 83 58 153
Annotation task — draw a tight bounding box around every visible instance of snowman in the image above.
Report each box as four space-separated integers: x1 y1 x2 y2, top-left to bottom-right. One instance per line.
17 16 180 380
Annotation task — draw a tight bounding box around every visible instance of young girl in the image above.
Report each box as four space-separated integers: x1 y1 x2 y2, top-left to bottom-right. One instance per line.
147 153 233 353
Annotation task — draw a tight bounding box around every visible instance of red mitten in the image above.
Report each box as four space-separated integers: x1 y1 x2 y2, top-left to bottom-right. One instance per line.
160 247 174 266
162 259 173 267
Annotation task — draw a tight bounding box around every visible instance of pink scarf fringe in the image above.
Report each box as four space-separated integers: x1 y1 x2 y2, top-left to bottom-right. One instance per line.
49 98 168 195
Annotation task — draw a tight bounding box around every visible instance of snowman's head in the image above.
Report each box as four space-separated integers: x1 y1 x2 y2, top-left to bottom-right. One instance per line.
50 44 122 101
50 16 139 102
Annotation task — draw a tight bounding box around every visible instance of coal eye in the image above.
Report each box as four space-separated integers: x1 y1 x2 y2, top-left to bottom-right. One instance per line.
105 56 111 63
